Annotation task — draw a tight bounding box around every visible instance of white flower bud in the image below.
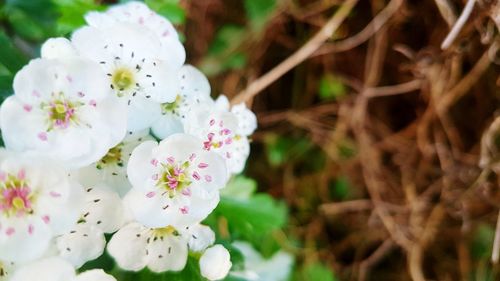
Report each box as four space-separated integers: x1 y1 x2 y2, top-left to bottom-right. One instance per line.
199 245 232 281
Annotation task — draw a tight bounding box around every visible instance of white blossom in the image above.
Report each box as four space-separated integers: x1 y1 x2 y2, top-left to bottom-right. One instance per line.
40 38 78 60
107 222 189 273
72 6 185 132
187 224 215 252
125 134 227 228
215 95 257 137
199 244 232 281
54 183 126 268
55 224 105 268
0 150 84 262
73 130 153 197
184 104 251 174
85 1 184 63
9 257 116 281
151 65 213 139
0 58 127 169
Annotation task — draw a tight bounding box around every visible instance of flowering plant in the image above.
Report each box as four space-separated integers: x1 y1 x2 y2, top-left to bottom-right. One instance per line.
0 2 292 281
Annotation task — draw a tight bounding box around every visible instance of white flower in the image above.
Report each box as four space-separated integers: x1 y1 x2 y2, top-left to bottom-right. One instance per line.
184 105 250 174
199 244 232 281
107 222 188 273
0 151 84 262
41 38 78 60
74 269 117 281
85 1 184 63
151 65 214 139
187 224 215 252
79 184 126 233
9 257 116 281
73 130 153 197
215 95 257 137
231 241 294 281
55 184 126 268
0 260 16 281
0 58 127 169
55 224 105 268
125 134 227 228
72 11 185 132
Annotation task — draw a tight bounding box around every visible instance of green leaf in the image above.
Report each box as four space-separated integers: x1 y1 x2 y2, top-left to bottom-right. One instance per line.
330 176 350 200
220 176 257 200
145 0 186 24
0 30 28 74
244 0 276 30
319 74 346 101
52 0 104 35
208 193 287 246
300 262 337 281
200 25 247 76
4 0 57 41
470 224 495 260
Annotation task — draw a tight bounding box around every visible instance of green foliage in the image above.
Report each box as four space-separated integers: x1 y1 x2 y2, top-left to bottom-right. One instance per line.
201 25 247 76
145 0 186 25
319 74 346 101
3 0 57 41
53 0 104 35
470 224 495 260
296 262 338 281
330 176 350 200
220 176 257 200
244 0 276 30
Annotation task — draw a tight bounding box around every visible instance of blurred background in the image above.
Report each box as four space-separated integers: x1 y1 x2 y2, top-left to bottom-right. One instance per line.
1 0 500 280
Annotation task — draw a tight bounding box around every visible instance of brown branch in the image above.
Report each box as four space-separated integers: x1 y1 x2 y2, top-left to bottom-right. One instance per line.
314 0 404 56
230 0 359 105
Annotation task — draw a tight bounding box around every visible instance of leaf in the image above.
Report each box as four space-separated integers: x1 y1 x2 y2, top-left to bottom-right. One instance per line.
244 0 276 30
200 25 247 76
330 176 350 200
52 0 104 35
145 0 186 25
470 224 495 260
208 193 287 245
4 0 57 41
220 176 257 200
319 74 346 101
0 30 28 74
300 262 337 281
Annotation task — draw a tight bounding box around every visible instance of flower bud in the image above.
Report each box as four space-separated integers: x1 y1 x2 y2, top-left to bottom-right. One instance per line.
199 245 232 280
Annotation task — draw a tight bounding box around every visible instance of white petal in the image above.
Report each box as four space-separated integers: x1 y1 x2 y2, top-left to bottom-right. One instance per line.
41 38 77 59
214 95 230 111
200 245 232 281
178 65 211 98
74 269 117 281
127 140 158 189
127 98 162 133
82 184 125 233
137 60 178 103
56 224 105 268
151 113 184 140
10 257 76 281
107 223 148 271
125 188 219 229
146 233 188 272
186 224 215 252
0 217 52 263
232 103 257 136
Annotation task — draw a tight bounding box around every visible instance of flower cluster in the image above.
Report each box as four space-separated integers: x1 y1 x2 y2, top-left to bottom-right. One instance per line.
0 2 256 280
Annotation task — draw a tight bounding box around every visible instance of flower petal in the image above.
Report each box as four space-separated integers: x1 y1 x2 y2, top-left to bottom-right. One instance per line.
107 223 148 271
